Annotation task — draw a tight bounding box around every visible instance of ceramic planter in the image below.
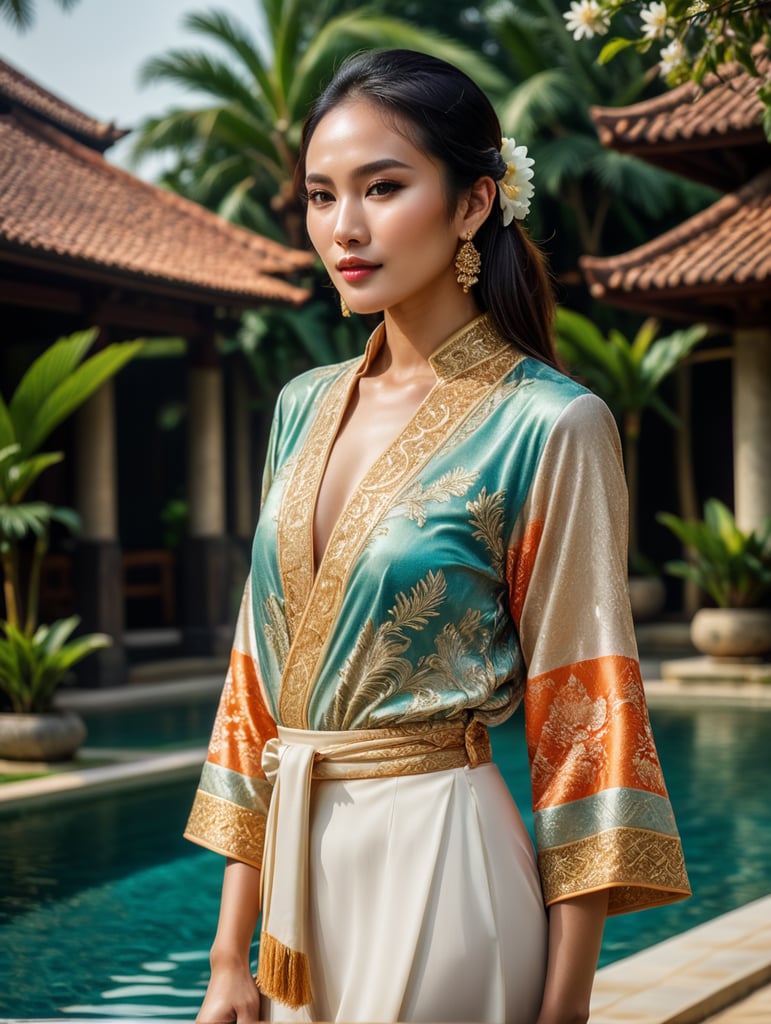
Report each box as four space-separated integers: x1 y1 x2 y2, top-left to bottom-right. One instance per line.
0 709 87 761
690 607 771 660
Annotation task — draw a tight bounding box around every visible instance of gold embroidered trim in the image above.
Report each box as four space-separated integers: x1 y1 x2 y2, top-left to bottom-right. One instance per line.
538 826 690 914
277 317 523 728
277 366 356 643
256 930 312 1009
184 789 266 869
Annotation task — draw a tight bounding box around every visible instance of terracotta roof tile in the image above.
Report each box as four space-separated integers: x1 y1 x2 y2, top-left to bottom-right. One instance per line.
580 169 770 328
590 51 769 188
0 113 313 306
0 56 127 151
592 50 767 147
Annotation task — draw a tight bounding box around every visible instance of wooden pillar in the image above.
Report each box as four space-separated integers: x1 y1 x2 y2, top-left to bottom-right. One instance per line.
182 330 232 655
232 366 255 542
732 328 771 532
73 375 126 687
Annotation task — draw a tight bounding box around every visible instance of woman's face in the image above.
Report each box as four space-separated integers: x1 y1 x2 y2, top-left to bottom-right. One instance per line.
304 98 467 317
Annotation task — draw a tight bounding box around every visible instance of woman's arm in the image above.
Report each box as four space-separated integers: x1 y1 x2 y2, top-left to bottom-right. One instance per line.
536 890 609 1024
197 858 263 1024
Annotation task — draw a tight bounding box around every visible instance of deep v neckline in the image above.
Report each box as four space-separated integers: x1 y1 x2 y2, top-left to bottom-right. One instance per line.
310 352 440 576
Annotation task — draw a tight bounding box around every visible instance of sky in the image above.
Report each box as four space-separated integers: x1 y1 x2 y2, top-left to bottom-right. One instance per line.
1 0 265 177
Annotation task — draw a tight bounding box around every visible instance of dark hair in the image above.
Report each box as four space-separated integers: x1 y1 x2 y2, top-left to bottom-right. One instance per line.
296 49 560 368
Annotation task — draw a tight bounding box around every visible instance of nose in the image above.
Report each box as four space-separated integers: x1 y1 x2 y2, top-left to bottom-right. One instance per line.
332 197 368 248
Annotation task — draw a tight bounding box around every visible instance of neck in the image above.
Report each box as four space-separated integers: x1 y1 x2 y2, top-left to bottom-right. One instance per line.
378 283 481 379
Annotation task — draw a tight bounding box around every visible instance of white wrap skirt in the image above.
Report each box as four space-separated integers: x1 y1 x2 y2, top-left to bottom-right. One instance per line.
262 759 548 1023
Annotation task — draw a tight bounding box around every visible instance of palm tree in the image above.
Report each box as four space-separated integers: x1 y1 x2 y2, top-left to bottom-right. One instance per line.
133 0 507 246
0 0 79 30
486 0 717 264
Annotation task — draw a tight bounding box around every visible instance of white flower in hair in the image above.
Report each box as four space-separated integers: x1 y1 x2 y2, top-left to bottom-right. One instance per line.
498 137 535 225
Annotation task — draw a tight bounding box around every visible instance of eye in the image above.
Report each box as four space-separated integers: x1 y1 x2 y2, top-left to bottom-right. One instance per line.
367 180 402 197
307 188 334 206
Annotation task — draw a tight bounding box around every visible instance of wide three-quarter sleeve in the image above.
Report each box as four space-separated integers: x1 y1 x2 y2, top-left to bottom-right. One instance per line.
184 576 278 869
506 392 690 915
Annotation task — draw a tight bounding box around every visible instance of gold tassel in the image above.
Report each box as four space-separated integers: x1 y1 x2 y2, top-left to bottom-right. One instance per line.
256 930 313 1009
340 293 351 318
454 231 481 293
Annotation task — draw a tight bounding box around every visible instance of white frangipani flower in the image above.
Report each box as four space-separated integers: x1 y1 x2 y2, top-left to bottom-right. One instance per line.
659 38 686 75
563 0 611 41
640 1 671 41
498 137 535 225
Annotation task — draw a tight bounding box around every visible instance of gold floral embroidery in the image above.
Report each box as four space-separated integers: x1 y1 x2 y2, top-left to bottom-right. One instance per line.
538 827 690 912
392 467 480 527
325 570 447 730
263 594 289 674
185 790 266 869
466 487 507 579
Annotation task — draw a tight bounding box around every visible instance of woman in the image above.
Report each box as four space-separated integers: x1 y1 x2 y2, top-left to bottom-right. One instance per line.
186 49 690 1024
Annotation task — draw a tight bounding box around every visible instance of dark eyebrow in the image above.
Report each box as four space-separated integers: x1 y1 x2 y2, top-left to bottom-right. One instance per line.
305 158 413 185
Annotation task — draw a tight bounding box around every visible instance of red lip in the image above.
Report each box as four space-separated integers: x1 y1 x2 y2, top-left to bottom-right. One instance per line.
339 265 379 282
337 256 381 283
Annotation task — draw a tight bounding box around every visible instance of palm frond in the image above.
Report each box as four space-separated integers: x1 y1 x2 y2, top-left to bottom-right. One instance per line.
140 51 258 112
184 9 277 108
533 133 602 194
499 69 575 138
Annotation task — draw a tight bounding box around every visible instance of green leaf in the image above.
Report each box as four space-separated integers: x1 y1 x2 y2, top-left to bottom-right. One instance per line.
598 37 638 65
24 341 143 455
9 329 97 438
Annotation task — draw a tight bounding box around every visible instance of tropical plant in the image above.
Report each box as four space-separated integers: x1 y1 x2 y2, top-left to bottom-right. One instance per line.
0 0 79 30
0 617 109 714
555 308 707 569
0 329 142 712
485 0 718 264
657 500 771 609
133 0 507 245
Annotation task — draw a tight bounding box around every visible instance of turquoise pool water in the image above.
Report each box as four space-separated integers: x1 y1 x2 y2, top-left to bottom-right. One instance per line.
75 695 218 750
1 703 769 1018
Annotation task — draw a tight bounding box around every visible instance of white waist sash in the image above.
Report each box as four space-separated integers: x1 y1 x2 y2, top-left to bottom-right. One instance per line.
256 719 491 1009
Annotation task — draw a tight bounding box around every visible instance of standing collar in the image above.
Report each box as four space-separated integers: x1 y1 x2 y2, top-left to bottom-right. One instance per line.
357 313 518 383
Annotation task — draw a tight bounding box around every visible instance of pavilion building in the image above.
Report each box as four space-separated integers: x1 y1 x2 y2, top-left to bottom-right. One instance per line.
0 58 314 685
581 53 770 537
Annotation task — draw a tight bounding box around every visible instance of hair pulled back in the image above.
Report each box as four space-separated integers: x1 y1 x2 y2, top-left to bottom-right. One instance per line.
296 49 559 368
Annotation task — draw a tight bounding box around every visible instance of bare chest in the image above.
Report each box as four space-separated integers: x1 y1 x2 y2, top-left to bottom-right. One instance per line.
313 375 435 567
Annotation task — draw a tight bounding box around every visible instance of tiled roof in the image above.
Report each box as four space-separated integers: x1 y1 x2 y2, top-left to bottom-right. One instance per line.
590 51 769 189
0 113 313 306
0 56 126 151
580 169 770 328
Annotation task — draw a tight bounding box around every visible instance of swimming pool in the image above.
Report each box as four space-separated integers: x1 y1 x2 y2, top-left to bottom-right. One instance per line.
1 703 769 1018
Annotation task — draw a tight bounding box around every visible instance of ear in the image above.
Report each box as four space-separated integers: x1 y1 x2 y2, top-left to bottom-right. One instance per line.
456 176 497 237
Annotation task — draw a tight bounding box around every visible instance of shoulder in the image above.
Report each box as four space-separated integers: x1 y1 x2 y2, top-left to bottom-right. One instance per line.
501 356 618 448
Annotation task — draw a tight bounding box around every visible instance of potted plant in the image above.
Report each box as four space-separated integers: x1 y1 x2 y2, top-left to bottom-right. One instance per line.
0 329 142 760
556 309 707 620
657 500 771 659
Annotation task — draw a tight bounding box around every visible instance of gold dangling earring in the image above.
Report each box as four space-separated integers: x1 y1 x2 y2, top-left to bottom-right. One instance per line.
455 231 481 293
339 292 351 318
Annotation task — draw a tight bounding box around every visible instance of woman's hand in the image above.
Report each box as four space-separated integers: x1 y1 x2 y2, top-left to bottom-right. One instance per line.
197 962 262 1023
197 859 265 1023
